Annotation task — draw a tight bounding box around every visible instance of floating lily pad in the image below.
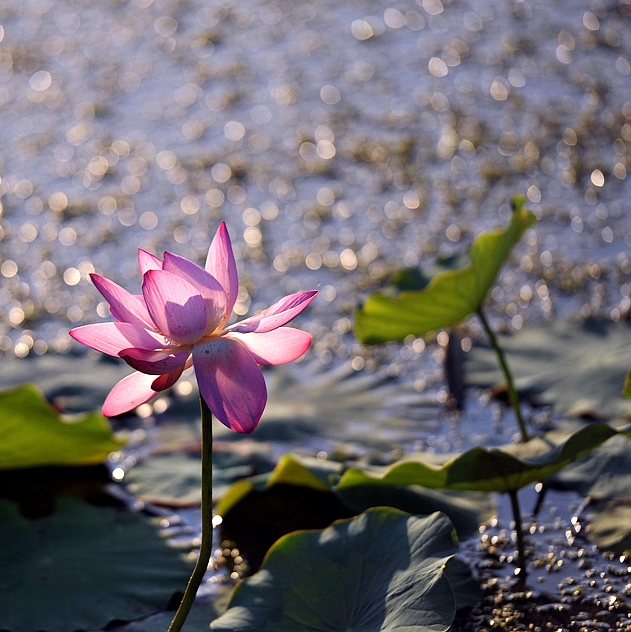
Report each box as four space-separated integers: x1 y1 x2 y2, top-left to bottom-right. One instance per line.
211 508 459 632
247 360 443 448
122 447 276 507
0 498 194 632
336 423 619 493
467 317 631 419
355 199 536 344
217 454 489 570
0 384 126 469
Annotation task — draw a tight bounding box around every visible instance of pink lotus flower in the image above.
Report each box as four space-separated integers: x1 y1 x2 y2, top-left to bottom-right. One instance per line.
70 223 316 433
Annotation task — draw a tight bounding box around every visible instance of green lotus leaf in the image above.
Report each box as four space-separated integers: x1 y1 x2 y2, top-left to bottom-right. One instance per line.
467 317 631 419
336 423 620 493
217 456 354 571
0 498 194 632
354 198 536 344
211 508 459 632
0 383 126 469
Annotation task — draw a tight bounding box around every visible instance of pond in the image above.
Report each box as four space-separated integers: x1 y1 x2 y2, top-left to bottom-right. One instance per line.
1 0 631 629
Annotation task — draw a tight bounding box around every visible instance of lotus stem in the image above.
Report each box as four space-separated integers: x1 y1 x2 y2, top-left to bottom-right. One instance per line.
168 396 214 632
508 488 527 576
476 308 530 442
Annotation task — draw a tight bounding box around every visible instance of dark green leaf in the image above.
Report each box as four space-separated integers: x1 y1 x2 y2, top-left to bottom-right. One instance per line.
355 200 536 343
0 464 113 519
211 508 459 632
219 481 354 572
335 483 490 539
215 454 343 517
0 384 126 469
0 498 193 632
389 252 470 292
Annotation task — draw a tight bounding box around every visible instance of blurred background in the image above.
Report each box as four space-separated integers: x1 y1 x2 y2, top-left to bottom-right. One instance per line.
0 0 630 367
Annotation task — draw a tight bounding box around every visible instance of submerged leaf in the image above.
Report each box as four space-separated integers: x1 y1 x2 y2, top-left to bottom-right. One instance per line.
467 317 631 419
337 424 619 493
0 384 125 469
355 199 536 343
0 498 193 632
211 508 459 632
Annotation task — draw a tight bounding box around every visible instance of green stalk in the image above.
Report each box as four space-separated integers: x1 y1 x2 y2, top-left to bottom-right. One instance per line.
508 489 527 576
477 308 530 442
168 397 214 632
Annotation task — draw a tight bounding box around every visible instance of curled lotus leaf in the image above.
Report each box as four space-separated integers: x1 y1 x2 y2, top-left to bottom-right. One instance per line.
355 198 536 344
336 423 620 494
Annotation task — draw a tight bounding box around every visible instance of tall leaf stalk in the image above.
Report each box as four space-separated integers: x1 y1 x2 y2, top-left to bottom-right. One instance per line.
477 307 529 573
508 489 527 575
476 308 529 443
168 397 214 632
